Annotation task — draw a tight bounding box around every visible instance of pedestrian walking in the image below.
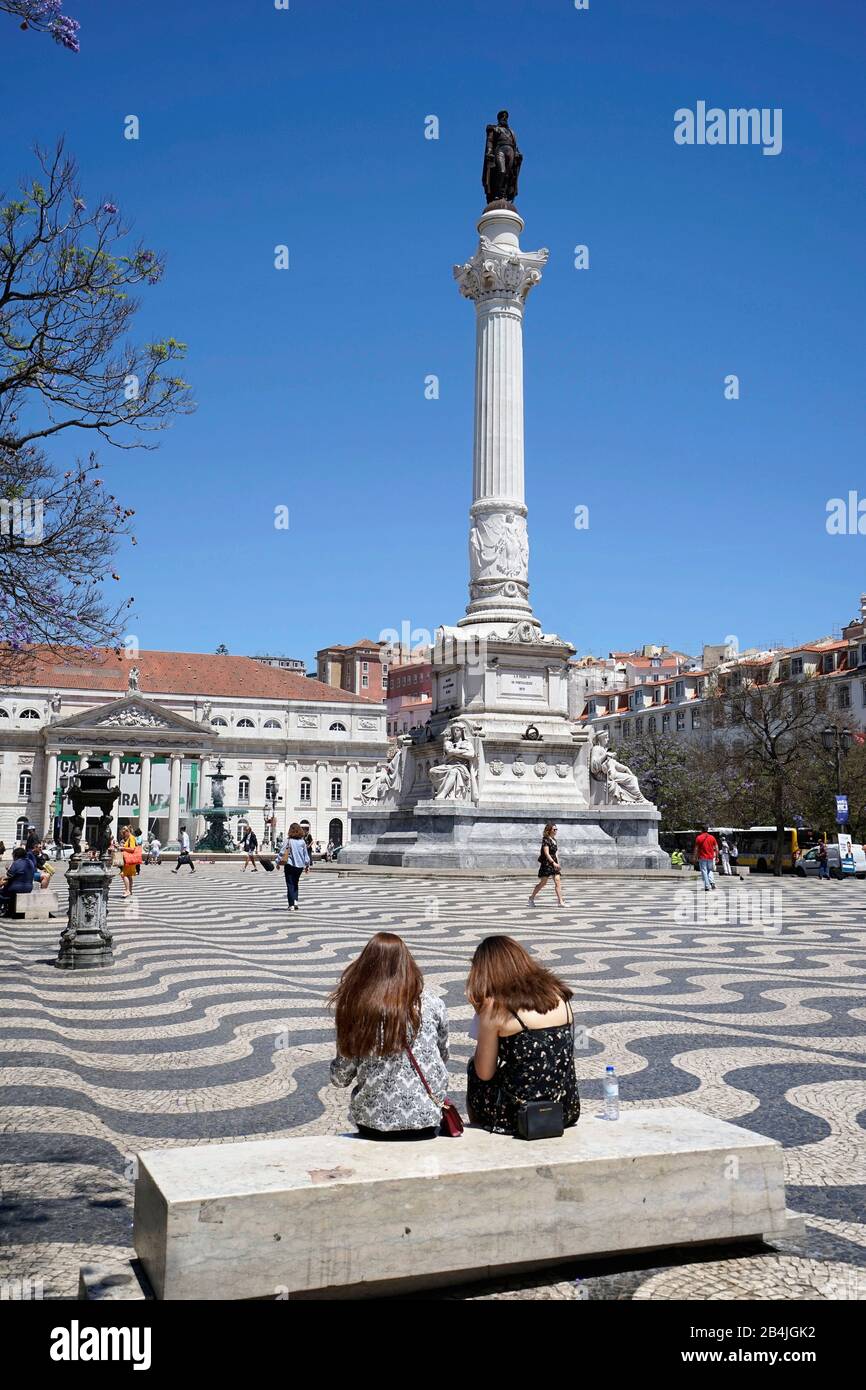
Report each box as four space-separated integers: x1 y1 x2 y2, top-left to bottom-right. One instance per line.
528 823 565 907
728 839 739 877
817 839 829 881
277 822 310 910
119 824 139 897
304 829 314 874
241 825 259 872
719 836 732 875
172 825 196 874
693 825 719 891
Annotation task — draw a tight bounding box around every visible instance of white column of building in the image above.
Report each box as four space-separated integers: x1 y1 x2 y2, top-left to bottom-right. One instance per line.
138 754 152 836
453 208 548 632
108 750 122 836
345 760 358 811
283 759 297 835
168 753 182 843
315 761 329 840
42 748 59 836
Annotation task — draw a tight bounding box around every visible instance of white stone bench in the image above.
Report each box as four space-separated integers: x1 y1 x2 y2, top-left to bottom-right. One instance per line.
13 891 60 920
132 1107 803 1300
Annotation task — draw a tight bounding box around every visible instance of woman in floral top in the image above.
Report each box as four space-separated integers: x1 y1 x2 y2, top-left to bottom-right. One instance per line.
329 932 450 1139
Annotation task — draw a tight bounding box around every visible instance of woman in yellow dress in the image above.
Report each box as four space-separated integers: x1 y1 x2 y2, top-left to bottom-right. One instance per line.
119 824 137 897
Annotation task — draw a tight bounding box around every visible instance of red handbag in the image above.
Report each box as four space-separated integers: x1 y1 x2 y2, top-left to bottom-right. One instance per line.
405 1045 464 1137
123 845 143 866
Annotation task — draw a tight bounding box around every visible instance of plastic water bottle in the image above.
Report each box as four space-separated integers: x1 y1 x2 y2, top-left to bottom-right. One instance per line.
603 1065 620 1121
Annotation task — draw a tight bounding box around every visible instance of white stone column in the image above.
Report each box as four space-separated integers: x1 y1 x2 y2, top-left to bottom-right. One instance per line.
109 750 122 836
346 760 358 809
315 761 329 841
283 759 297 835
43 749 59 836
453 208 548 632
168 753 182 843
138 754 152 836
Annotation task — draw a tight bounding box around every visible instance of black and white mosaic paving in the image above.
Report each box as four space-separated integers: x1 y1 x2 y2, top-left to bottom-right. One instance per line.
1 866 864 1300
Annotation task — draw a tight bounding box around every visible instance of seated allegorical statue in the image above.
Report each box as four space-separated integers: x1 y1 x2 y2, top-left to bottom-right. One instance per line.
429 722 478 803
589 728 649 805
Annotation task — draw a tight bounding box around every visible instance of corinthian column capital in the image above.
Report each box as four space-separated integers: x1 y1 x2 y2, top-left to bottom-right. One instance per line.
453 239 548 305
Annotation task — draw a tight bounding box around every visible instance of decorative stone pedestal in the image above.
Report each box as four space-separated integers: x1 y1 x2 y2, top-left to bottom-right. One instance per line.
56 858 115 970
343 803 666 870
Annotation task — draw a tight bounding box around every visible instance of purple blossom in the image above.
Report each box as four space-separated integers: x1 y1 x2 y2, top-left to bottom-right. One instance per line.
101 202 118 215
11 2 80 52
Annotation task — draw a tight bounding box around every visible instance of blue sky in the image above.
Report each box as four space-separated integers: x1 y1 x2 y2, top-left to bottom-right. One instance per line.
3 0 866 666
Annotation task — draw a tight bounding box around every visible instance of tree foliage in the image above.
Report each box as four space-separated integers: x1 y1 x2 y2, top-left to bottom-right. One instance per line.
1 2 80 51
1 142 192 455
0 442 134 685
0 142 193 677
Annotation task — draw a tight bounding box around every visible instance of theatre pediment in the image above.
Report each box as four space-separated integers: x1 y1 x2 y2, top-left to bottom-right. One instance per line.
50 694 207 736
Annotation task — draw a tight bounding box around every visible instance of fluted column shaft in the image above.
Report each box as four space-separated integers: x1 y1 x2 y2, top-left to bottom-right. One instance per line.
453 207 548 631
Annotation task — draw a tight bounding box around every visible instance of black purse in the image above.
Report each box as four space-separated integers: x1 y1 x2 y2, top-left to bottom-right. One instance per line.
516 1099 564 1140
506 1002 574 1140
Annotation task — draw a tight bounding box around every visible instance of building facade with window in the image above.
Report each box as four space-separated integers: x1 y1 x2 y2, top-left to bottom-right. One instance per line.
316 638 387 701
0 648 387 850
582 593 866 745
385 660 432 736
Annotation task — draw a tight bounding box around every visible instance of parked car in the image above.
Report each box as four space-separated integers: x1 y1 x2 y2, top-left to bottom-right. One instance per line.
796 844 866 880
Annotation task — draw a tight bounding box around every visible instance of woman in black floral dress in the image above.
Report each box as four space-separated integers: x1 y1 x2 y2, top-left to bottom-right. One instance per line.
466 935 580 1136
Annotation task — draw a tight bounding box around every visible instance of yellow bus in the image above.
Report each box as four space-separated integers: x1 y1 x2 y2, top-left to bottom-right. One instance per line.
732 827 816 873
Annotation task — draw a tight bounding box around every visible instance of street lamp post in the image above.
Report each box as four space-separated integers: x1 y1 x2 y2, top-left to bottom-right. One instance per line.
264 783 281 848
52 774 71 858
821 725 852 796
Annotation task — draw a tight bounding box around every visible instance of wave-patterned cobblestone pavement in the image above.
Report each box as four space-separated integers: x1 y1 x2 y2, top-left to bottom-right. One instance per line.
1 867 864 1300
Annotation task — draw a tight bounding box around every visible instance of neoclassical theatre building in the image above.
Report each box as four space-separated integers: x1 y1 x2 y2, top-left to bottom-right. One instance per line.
0 649 388 849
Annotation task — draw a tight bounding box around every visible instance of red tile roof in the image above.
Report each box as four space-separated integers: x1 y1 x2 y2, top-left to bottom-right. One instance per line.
13 647 377 704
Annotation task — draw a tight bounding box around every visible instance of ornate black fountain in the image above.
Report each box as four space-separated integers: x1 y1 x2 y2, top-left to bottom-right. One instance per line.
193 759 239 853
56 759 120 970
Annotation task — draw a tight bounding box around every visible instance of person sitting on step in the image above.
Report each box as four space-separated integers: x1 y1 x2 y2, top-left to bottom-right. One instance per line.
0 847 35 917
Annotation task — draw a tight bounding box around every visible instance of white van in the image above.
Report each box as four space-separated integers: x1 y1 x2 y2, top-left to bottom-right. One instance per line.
796 844 866 880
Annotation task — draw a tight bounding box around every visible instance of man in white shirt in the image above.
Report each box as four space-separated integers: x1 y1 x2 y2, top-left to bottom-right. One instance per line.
172 825 196 874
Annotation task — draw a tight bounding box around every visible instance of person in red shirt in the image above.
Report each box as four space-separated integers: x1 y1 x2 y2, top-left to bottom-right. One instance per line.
693 826 719 891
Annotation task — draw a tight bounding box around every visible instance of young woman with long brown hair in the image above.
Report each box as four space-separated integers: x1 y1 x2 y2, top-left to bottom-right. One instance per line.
465 935 580 1135
329 932 450 1140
